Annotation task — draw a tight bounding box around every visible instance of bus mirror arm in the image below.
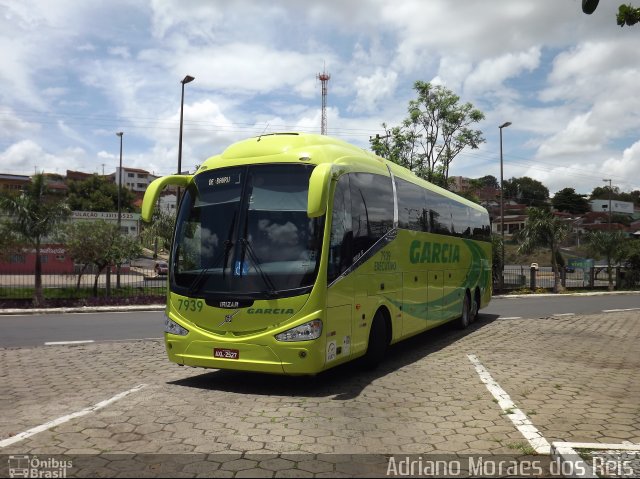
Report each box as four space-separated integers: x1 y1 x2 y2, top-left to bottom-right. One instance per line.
307 163 333 218
141 175 192 222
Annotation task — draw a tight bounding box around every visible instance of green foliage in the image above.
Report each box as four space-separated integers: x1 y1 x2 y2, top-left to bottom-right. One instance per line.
370 81 485 188
552 187 590 214
0 174 71 306
585 230 629 291
477 175 499 189
140 208 176 255
66 174 136 212
59 220 142 296
516 208 570 293
590 186 640 206
503 177 549 207
623 240 640 287
617 4 640 26
491 234 503 285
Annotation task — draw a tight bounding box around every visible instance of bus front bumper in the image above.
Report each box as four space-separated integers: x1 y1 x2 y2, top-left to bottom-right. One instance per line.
165 336 324 375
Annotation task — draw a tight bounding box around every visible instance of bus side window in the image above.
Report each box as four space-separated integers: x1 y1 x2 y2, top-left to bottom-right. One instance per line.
328 175 353 283
350 173 394 258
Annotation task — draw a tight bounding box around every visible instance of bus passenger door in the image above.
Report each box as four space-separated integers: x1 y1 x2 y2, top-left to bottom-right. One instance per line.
427 270 445 325
325 175 353 366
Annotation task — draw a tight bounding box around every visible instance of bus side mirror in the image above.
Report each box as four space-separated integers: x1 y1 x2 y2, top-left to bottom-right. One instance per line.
307 163 332 218
142 175 192 222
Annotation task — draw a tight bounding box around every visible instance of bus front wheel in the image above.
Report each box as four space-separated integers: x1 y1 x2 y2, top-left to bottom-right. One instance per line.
363 312 388 369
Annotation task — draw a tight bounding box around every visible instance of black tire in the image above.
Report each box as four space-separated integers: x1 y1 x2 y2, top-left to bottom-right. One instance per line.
470 291 480 323
363 312 388 369
457 292 471 329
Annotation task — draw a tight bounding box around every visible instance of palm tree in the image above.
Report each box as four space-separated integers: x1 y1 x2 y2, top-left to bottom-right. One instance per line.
516 208 570 293
0 174 70 306
585 230 628 291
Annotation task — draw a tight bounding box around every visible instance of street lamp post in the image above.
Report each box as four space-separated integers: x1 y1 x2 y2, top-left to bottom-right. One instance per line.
499 121 512 292
116 132 124 229
177 75 195 205
116 131 123 289
603 178 612 230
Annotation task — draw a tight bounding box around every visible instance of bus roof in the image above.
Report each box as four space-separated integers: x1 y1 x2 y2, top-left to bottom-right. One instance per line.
197 132 487 213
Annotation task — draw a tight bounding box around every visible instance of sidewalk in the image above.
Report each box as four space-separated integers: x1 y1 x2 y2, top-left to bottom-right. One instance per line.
1 290 639 315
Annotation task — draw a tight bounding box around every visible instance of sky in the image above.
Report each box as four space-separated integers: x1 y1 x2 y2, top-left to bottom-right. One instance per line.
1 0 640 197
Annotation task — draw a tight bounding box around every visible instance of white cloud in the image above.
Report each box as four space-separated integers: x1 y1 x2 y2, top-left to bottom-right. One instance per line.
602 141 640 191
464 47 541 96
0 140 87 175
350 69 398 113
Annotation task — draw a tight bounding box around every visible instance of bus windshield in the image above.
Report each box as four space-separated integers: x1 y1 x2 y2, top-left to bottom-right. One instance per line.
171 164 324 300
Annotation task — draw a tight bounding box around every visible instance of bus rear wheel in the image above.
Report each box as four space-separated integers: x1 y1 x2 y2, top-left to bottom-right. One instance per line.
363 312 388 369
458 292 471 329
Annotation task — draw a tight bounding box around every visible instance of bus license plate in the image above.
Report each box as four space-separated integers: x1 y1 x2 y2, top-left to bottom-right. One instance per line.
214 348 239 360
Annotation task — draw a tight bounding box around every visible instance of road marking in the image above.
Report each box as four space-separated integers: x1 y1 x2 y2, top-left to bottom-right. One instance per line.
0 384 147 448
467 354 551 455
551 441 640 478
602 307 640 313
44 338 163 346
499 316 522 320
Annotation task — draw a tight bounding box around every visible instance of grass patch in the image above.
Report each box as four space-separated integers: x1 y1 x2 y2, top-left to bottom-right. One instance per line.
507 441 538 455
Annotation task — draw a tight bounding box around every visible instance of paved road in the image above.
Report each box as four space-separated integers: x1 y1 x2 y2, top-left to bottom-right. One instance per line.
1 310 638 476
0 293 639 348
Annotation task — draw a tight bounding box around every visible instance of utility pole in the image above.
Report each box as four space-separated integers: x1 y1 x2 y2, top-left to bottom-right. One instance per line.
499 121 512 292
603 178 612 231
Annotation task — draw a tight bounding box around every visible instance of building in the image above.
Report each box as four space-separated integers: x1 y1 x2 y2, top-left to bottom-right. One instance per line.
590 199 634 215
71 210 142 236
111 167 157 195
0 174 30 192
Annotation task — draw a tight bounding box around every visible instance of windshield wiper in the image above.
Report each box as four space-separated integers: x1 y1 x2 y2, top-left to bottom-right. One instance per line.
240 238 277 297
187 211 237 295
187 239 233 295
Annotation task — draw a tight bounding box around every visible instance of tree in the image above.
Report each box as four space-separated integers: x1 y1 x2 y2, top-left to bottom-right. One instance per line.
552 188 590 214
623 240 640 287
582 1 640 27
515 208 570 293
0 174 70 306
503 177 549 207
478 175 499 190
370 81 485 188
585 230 629 291
60 220 141 297
140 208 176 258
491 234 504 286
66 174 136 212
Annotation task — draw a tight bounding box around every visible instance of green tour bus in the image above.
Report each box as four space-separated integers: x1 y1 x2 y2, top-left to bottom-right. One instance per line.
142 133 491 375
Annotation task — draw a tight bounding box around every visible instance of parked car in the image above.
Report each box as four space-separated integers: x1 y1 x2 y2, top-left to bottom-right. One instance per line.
154 261 168 275
564 265 575 273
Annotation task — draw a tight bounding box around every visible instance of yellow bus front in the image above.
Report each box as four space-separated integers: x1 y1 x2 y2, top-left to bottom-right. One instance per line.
148 160 334 375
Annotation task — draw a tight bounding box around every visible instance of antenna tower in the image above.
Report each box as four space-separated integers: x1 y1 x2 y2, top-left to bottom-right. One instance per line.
316 67 331 135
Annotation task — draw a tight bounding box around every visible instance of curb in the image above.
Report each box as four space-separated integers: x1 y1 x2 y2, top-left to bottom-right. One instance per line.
0 304 166 315
494 291 640 299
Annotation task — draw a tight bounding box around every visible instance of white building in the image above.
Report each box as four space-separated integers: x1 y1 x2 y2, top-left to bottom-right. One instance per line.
589 199 634 215
112 167 157 194
71 211 141 236
158 194 177 214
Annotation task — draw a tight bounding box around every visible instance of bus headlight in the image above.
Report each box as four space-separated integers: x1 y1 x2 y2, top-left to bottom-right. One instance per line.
275 320 322 342
164 315 189 336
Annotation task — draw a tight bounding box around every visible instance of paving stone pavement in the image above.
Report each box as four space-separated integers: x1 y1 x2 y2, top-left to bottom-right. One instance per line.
1 311 638 477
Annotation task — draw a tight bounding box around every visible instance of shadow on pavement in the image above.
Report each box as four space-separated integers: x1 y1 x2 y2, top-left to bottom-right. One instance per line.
167 313 500 400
